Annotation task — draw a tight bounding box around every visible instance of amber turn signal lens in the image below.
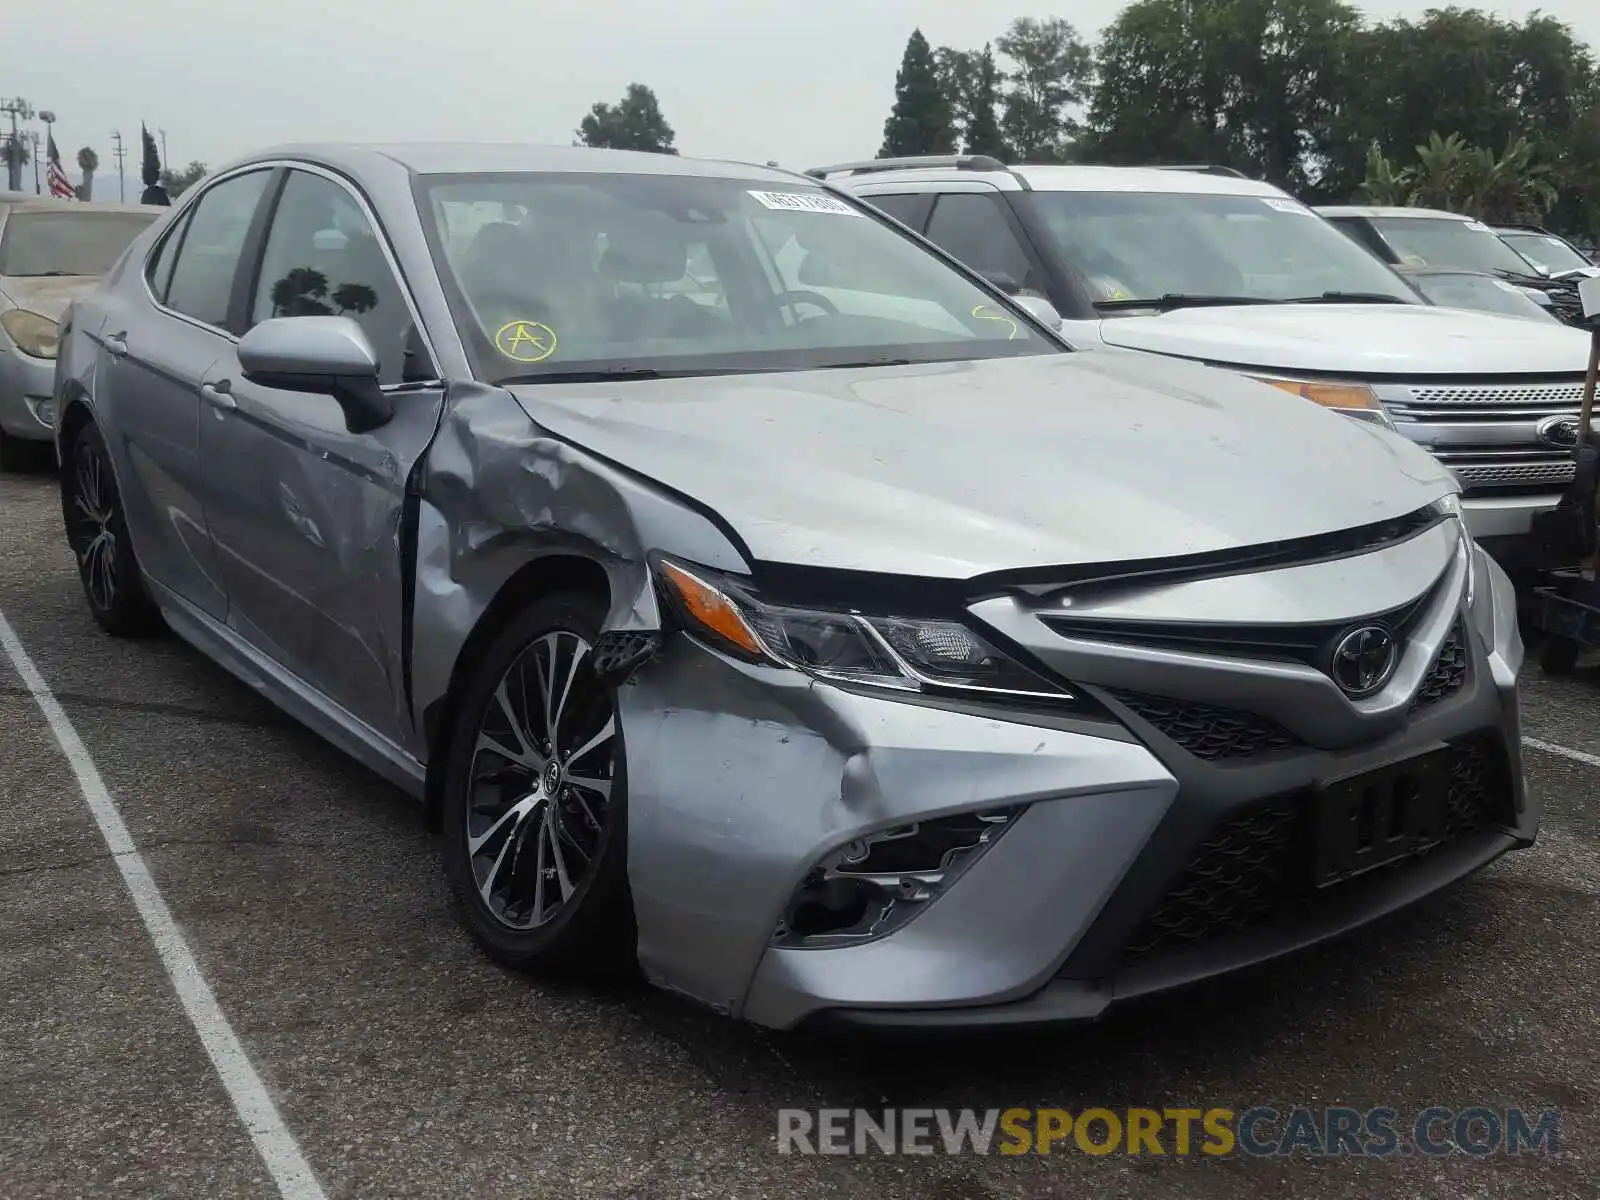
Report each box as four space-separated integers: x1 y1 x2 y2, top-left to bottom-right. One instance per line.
1252 377 1381 411
657 561 766 658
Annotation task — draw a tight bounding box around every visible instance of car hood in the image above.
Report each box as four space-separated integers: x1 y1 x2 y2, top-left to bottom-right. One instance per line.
0 274 103 321
1096 302 1593 376
508 353 1453 579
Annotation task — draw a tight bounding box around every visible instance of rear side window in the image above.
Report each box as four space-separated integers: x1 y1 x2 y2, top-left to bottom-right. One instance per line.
924 192 1040 294
863 193 933 231
145 209 193 303
163 170 273 329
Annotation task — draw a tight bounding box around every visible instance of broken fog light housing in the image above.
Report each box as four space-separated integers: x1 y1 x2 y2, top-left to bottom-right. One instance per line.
654 558 1071 700
772 806 1025 948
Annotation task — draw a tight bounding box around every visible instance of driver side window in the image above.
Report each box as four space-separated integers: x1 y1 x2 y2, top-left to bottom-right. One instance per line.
248 170 417 385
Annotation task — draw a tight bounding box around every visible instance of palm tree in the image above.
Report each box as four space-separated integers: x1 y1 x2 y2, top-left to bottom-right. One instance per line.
0 136 30 188
76 146 98 200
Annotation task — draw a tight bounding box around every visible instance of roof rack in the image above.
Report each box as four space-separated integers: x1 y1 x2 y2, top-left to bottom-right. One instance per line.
1150 164 1250 179
804 154 1010 179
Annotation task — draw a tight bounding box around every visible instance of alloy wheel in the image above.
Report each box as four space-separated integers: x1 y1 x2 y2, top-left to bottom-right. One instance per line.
65 439 118 612
465 630 617 931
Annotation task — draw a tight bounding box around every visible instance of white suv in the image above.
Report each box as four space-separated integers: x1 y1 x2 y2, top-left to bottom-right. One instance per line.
813 156 1595 566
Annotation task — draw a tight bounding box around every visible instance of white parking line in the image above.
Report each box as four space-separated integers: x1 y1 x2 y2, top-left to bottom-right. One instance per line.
0 611 327 1200
1523 736 1600 769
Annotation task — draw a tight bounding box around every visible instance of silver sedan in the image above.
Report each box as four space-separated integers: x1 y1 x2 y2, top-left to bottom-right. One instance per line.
53 144 1531 1029
0 194 158 468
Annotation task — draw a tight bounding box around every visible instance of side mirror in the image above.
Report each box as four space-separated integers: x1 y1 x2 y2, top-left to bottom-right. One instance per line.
1013 293 1063 331
237 316 392 433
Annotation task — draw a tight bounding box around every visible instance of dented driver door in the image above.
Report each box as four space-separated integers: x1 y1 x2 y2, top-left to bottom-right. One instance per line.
196 166 446 755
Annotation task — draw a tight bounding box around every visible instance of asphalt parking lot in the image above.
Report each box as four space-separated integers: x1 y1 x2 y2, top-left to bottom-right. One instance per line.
1 463 1597 1200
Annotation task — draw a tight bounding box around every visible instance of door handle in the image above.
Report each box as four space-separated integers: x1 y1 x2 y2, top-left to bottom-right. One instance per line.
103 332 128 357
200 381 237 411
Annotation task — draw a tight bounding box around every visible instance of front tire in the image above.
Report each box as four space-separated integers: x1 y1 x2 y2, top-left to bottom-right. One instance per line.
59 421 164 637
440 594 635 977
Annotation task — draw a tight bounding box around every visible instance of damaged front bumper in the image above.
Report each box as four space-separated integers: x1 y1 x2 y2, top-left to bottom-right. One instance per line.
614 533 1530 1031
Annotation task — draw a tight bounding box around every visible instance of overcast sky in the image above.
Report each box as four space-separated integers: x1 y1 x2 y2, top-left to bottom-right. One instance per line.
5 0 1599 181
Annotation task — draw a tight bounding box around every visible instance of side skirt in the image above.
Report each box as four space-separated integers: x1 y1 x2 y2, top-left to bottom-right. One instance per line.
152 582 428 799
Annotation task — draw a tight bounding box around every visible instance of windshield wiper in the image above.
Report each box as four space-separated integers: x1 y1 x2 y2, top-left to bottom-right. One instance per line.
813 358 917 370
1285 291 1411 304
1092 294 1280 312
498 367 675 385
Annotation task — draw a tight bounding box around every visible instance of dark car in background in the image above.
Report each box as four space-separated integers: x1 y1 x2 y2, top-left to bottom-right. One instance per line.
1495 224 1599 281
1316 205 1587 327
1394 264 1560 323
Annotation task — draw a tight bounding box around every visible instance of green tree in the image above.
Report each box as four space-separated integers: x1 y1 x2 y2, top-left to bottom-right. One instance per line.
1085 0 1362 191
1363 132 1558 223
1325 10 1597 201
995 17 1093 162
576 84 679 154
159 161 208 197
880 29 956 157
938 44 1009 159
75 146 98 200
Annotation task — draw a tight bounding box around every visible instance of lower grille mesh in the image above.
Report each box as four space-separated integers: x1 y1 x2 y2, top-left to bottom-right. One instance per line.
1106 692 1298 761
1409 622 1469 712
1121 736 1510 962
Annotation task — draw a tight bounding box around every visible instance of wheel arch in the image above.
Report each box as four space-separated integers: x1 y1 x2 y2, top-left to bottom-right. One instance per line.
420 551 614 831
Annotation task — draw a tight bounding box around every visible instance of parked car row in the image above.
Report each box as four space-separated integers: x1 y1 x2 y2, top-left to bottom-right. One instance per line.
41 143 1533 1030
811 156 1597 569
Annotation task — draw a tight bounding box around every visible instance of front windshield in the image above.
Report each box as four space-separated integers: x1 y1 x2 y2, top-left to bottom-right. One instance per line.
1368 216 1535 277
1405 271 1556 322
1017 191 1417 306
0 211 159 277
1499 231 1591 275
417 172 1051 382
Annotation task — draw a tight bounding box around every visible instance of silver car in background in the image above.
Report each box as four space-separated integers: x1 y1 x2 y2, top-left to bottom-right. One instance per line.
52 144 1531 1029
0 194 159 468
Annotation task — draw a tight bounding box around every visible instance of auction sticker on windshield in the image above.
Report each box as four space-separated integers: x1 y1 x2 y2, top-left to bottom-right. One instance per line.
747 191 861 215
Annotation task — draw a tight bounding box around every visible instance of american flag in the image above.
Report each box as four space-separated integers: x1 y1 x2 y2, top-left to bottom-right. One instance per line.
47 135 75 200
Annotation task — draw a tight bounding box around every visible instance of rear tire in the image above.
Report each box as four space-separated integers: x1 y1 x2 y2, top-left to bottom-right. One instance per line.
59 421 164 637
440 593 636 978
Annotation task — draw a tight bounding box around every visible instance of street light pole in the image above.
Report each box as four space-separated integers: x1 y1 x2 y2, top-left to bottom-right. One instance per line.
0 97 36 191
159 128 167 172
110 129 126 202
29 132 41 193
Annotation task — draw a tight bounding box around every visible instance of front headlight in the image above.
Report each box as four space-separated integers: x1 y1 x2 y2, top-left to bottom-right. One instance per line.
0 309 61 359
655 558 1073 701
1431 493 1476 606
1246 374 1393 428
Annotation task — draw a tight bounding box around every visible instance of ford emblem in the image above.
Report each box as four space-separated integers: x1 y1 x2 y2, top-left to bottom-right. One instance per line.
1535 414 1582 449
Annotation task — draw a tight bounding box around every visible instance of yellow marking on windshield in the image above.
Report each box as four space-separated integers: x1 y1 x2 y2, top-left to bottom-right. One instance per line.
971 304 1019 340
494 319 558 363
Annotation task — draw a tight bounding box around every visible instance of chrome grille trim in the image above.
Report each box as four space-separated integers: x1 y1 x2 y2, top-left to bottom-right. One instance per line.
1374 378 1589 493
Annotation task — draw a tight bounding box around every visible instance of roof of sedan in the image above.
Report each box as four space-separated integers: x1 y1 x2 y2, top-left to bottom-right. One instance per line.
236 142 808 183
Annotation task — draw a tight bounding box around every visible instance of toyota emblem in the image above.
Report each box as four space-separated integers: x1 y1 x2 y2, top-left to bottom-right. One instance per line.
1330 626 1399 698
